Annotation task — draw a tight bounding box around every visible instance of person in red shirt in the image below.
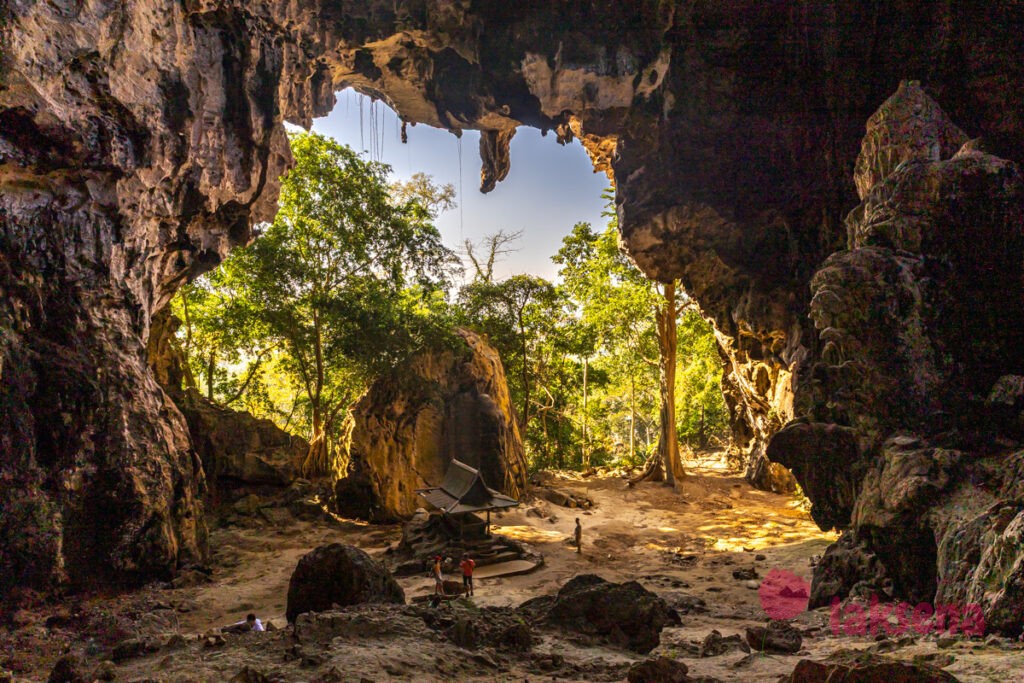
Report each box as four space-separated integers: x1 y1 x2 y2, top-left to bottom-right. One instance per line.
459 554 476 596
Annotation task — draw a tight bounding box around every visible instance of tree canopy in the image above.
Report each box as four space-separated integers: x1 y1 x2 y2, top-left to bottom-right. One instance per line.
174 132 459 475
173 136 729 479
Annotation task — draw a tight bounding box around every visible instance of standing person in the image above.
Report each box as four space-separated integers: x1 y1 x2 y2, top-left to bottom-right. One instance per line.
459 554 476 596
432 555 444 595
574 518 582 554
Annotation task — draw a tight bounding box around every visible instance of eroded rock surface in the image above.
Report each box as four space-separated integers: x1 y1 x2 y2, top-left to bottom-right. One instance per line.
771 83 1024 631
335 329 527 521
176 388 306 489
519 574 680 654
285 543 405 623
4 1 1024 600
779 649 960 683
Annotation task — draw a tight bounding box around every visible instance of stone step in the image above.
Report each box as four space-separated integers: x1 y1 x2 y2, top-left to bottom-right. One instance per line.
473 559 542 579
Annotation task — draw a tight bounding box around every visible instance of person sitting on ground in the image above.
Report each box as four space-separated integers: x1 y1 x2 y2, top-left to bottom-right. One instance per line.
459 553 476 597
432 555 445 595
222 613 265 633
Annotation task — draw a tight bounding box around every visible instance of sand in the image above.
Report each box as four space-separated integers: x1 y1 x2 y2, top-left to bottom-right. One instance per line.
4 456 1022 682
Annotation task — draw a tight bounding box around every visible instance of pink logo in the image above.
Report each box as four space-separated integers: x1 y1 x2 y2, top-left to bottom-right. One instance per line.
759 569 810 619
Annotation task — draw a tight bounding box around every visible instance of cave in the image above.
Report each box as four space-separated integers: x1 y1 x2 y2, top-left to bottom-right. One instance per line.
3 1 1024 680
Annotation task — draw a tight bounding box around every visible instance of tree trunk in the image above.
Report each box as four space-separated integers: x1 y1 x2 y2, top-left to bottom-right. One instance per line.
206 350 215 400
302 309 331 477
305 404 329 478
518 311 530 431
655 281 683 487
581 355 589 469
629 374 636 462
698 405 707 450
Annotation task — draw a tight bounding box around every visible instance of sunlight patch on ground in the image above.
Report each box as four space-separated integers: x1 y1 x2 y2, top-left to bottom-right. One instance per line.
490 525 565 543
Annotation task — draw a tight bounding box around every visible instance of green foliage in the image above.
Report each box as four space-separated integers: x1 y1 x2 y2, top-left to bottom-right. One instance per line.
458 192 729 471
176 141 729 477
174 132 459 476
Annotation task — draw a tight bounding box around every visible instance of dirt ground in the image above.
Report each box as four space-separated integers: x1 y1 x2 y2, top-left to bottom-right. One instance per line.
3 456 1022 682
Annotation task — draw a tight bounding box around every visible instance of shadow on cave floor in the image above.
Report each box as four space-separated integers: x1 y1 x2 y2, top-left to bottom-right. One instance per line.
10 457 1023 682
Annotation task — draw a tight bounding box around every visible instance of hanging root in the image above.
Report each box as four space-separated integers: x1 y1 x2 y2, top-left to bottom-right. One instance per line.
627 453 665 486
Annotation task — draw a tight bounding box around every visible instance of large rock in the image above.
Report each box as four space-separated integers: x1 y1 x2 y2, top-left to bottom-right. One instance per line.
745 620 802 654
521 574 680 654
176 388 306 488
807 530 889 609
4 0 1024 599
772 83 1024 630
335 329 527 522
285 543 405 623
626 656 689 683
779 650 960 682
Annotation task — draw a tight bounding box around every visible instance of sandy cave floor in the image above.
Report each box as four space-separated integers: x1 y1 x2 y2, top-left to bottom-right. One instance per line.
3 456 1023 682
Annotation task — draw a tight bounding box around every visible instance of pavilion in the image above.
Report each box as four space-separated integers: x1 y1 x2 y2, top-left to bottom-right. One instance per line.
416 459 518 539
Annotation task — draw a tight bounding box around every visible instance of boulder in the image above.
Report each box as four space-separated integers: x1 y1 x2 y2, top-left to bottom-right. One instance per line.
522 574 680 654
535 487 594 509
779 650 960 682
47 654 88 683
286 544 405 623
745 620 802 654
698 630 749 657
335 329 527 521
627 656 689 683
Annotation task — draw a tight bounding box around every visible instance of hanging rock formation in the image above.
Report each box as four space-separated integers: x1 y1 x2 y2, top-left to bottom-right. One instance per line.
334 329 527 522
3 2 1024 601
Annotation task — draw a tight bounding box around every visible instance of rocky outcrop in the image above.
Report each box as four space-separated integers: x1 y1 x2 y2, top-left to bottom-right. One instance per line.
779 650 960 683
176 389 305 489
285 543 405 623
519 574 680 654
626 657 690 683
4 1 1024 599
771 83 1024 631
334 329 527 522
146 309 307 491
745 620 802 655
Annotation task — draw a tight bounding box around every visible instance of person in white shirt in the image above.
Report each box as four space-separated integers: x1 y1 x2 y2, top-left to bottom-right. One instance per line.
222 613 265 633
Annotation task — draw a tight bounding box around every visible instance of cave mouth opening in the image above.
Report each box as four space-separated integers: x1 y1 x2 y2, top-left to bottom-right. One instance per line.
166 87 757 497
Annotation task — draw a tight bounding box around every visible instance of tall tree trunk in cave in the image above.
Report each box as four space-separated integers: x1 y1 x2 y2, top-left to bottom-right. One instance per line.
518 307 530 432
629 374 636 461
582 354 589 468
303 308 330 477
656 280 683 486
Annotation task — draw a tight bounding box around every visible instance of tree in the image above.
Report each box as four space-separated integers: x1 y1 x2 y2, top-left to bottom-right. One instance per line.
391 172 457 214
554 206 693 485
463 229 523 284
182 132 459 476
654 280 690 486
460 274 557 431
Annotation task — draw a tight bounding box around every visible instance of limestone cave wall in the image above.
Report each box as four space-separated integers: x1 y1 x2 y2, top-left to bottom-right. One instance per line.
2 0 1024 615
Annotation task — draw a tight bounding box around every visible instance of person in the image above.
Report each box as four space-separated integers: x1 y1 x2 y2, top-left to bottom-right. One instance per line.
574 517 582 554
222 613 265 633
459 554 476 596
432 555 444 595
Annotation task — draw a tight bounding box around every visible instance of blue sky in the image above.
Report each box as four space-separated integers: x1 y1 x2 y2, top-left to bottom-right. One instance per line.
310 90 609 281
